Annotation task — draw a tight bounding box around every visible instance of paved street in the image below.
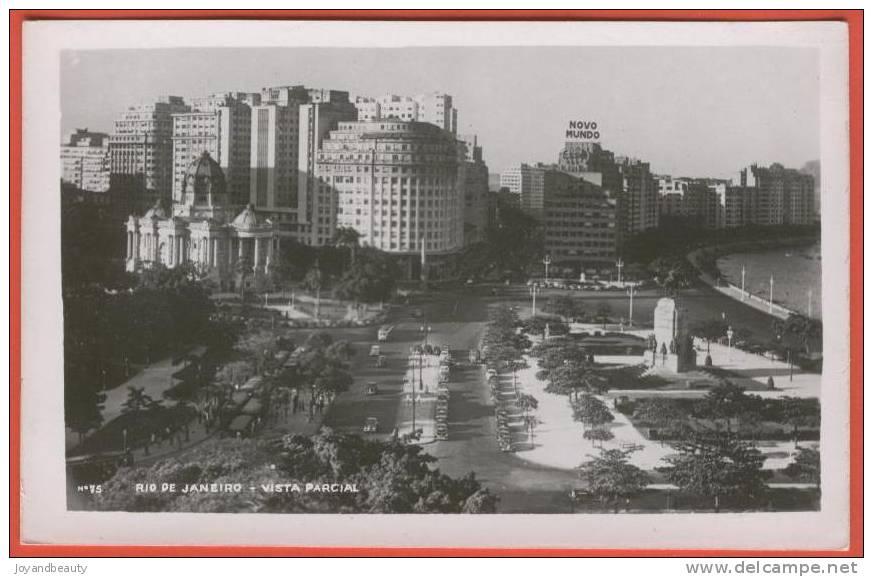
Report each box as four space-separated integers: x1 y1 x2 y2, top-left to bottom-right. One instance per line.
93 282 818 513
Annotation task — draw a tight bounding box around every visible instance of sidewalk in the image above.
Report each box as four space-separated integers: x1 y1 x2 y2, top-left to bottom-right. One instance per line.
396 353 442 443
100 356 186 425
510 353 813 472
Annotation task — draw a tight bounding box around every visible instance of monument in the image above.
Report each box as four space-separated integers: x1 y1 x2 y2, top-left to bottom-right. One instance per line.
650 297 696 373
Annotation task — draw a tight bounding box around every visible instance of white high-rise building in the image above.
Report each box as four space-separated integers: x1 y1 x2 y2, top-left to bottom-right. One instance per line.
172 93 253 205
354 93 458 134
316 119 463 278
61 129 110 194
110 95 189 210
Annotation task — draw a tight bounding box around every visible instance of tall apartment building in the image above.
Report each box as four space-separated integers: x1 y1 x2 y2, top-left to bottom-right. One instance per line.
110 95 189 211
297 91 358 245
316 119 463 279
354 93 457 134
657 175 689 218
61 129 110 193
733 163 816 226
541 170 618 272
557 142 657 242
172 93 253 206
615 156 659 236
458 134 489 245
657 176 722 229
249 85 310 221
499 164 546 218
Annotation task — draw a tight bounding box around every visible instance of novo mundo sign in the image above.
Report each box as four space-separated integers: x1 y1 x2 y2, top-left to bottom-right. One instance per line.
565 120 600 141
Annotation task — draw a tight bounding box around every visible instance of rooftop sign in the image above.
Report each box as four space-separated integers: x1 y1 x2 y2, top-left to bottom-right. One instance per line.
565 120 600 142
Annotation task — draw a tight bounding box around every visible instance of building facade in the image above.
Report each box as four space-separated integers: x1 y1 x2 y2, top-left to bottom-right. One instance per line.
459 134 490 245
615 156 659 237
499 163 546 218
557 142 657 242
249 88 309 220
316 119 463 278
61 129 110 194
172 93 253 206
297 91 359 245
110 96 189 211
125 152 278 292
354 93 457 134
541 170 618 273
657 176 723 229
733 163 816 226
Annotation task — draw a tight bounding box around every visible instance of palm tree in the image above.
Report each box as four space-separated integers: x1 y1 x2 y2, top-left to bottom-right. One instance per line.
332 226 361 268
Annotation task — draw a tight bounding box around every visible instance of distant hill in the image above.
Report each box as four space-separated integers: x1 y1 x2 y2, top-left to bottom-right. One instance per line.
799 160 821 215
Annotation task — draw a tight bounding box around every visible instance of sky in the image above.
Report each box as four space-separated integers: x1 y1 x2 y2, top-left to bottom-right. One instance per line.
60 46 820 178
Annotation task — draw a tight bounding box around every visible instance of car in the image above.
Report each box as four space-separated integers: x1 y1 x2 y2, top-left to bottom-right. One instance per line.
375 355 386 368
369 345 381 357
365 383 379 396
363 417 379 433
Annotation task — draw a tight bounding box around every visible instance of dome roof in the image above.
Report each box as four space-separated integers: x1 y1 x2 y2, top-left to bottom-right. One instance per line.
181 151 226 199
143 198 170 219
232 204 263 229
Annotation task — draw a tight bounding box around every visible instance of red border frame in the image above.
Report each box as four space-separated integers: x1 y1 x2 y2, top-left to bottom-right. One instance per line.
9 9 863 558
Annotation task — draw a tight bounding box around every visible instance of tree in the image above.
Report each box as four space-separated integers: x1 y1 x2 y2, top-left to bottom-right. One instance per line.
773 314 822 356
96 431 498 513
595 303 612 328
296 333 354 397
546 294 586 322
779 396 819 447
333 248 399 305
578 448 650 513
583 427 615 448
691 319 729 353
66 388 106 443
572 394 614 430
659 430 771 512
121 386 161 416
696 381 757 433
545 357 606 398
272 237 317 285
649 256 695 295
332 226 361 268
520 315 569 337
784 446 820 489
632 398 688 436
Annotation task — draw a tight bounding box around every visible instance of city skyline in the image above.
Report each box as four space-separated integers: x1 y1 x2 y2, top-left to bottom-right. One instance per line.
61 46 820 179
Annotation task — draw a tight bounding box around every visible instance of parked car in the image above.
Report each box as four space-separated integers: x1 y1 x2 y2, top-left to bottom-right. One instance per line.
369 345 381 357
365 383 379 396
363 417 379 433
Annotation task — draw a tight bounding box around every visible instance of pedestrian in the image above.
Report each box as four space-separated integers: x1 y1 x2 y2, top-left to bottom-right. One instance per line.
318 396 325 414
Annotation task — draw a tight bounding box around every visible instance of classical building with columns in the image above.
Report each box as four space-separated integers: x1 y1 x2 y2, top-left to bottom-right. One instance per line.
125 151 278 291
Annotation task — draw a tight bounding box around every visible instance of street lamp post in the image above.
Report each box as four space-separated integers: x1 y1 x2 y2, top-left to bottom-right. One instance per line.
741 265 746 299
420 324 432 347
616 258 624 286
626 285 636 327
543 255 552 284
726 325 734 362
418 348 424 391
530 285 539 317
768 275 774 314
